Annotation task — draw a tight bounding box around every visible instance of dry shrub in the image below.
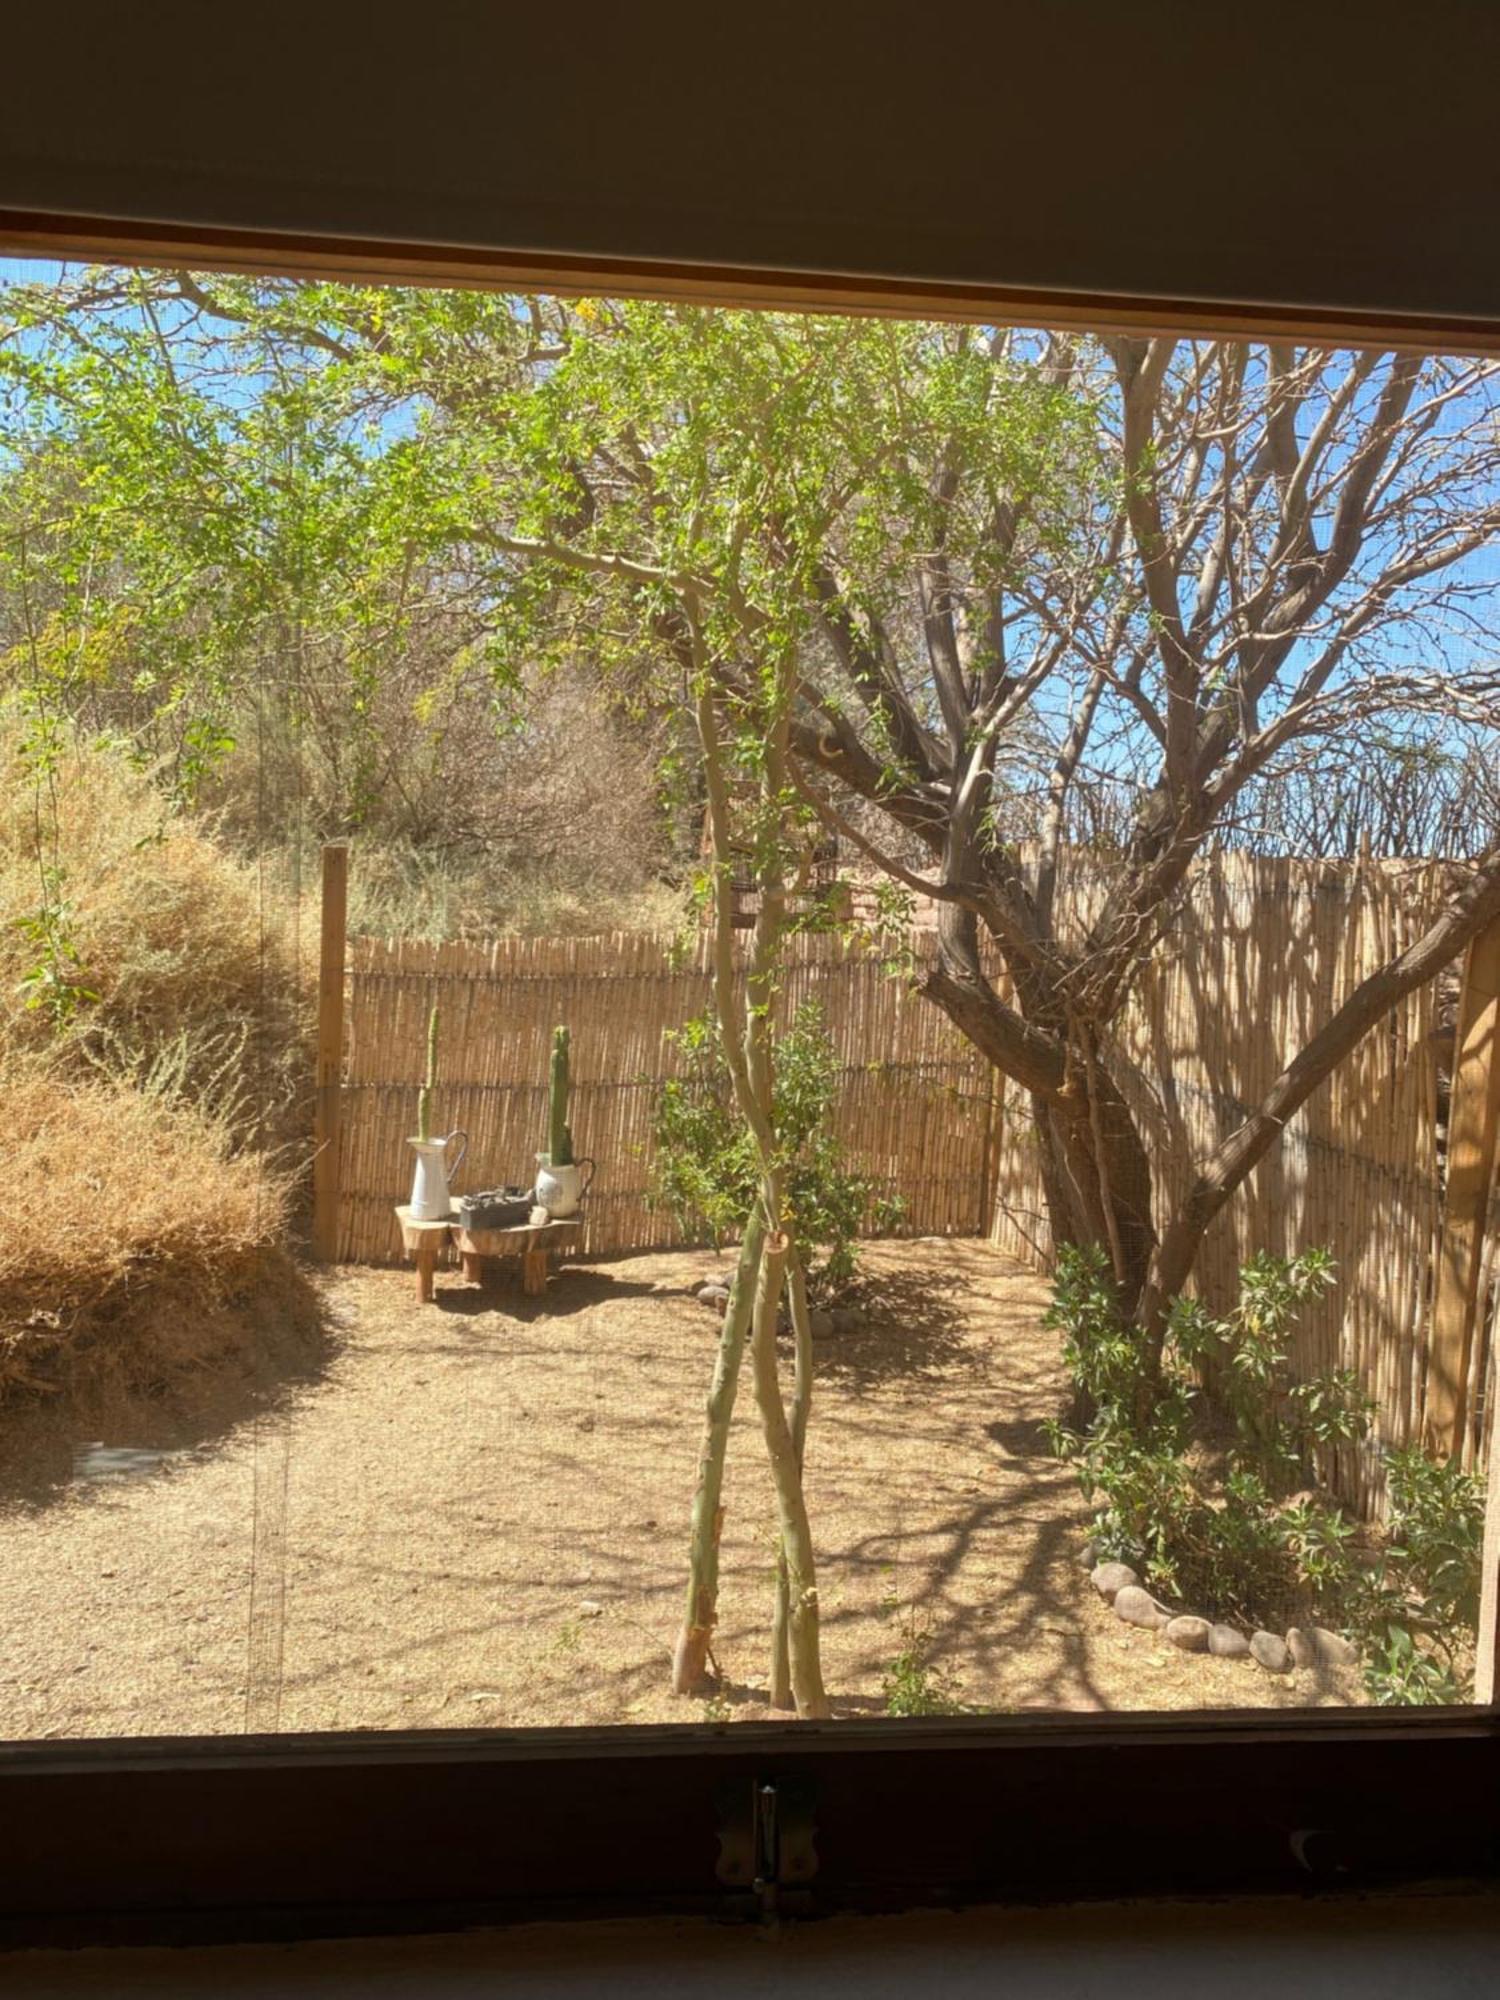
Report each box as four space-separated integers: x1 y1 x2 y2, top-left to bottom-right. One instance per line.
0 716 320 1407
0 1054 319 1406
0 714 310 1150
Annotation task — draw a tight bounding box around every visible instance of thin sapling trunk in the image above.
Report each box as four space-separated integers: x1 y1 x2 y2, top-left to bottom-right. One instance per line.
770 1244 815 1709
671 1207 768 1693
750 1225 831 1719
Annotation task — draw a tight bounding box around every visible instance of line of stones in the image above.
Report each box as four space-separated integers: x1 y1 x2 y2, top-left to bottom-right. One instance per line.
1090 1560 1359 1675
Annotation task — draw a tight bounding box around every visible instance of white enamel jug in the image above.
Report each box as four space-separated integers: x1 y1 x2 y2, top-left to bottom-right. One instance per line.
408 1130 467 1220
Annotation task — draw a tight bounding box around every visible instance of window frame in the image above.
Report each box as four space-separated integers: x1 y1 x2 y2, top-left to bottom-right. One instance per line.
0 204 1496 1947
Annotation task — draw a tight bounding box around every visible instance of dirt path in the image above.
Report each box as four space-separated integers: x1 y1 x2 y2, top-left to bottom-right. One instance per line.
0 1240 1361 1737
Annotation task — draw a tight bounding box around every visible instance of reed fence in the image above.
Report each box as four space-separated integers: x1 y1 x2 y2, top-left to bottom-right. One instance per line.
335 855 1498 1517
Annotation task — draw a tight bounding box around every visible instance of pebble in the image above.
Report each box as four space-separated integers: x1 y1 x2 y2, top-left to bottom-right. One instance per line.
578 1601 604 1619
1113 1584 1169 1630
1208 1624 1250 1659
1250 1630 1291 1674
1090 1561 1139 1602
1287 1627 1317 1669
1164 1615 1211 1652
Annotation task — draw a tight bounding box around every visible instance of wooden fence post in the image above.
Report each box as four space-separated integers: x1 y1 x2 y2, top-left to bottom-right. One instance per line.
1424 915 1500 1458
312 842 349 1263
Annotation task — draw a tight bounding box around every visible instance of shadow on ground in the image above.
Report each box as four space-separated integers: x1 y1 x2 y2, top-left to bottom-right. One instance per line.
0 1267 336 1512
429 1266 661 1321
813 1264 977 1392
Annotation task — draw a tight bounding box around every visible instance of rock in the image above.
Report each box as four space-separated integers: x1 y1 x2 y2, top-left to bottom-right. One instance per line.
1208 1624 1250 1659
1286 1626 1317 1669
1310 1625 1359 1666
1113 1584 1169 1630
808 1309 835 1339
1250 1630 1292 1674
829 1307 862 1335
578 1600 604 1620
696 1283 730 1307
1090 1561 1139 1602
1164 1615 1212 1652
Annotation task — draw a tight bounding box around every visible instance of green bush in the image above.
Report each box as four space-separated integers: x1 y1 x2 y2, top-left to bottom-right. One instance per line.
881 1607 966 1717
649 1001 902 1297
1046 1243 1483 1702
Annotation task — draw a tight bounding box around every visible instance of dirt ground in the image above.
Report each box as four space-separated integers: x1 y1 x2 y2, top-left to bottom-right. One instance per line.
0 1238 1365 1738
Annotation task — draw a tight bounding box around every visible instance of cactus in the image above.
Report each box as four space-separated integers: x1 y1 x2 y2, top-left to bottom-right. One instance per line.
416 1002 439 1143
547 1024 574 1166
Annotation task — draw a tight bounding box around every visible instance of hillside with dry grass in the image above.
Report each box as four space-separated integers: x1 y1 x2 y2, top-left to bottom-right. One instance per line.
0 714 320 1406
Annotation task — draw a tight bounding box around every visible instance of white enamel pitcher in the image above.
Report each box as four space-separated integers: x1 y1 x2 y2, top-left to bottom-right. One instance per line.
408 1130 467 1221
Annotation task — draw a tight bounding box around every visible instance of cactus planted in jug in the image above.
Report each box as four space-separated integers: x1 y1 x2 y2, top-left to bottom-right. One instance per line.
547 1024 574 1167
535 1024 593 1217
407 999 467 1220
416 1002 439 1144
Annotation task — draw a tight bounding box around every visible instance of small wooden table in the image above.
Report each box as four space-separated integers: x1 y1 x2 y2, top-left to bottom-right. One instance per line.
394 1206 583 1303
451 1217 583 1296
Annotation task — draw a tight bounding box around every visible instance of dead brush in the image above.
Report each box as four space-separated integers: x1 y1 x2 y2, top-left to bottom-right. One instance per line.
0 1051 319 1405
0 712 313 1155
0 715 320 1405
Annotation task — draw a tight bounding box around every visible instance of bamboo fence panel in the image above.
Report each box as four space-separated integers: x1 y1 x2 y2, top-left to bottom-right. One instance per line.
336 856 1487 1516
338 929 989 1271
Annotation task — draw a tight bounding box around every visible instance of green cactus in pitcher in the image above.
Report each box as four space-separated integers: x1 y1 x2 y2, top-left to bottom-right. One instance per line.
416 1002 439 1143
546 1024 574 1166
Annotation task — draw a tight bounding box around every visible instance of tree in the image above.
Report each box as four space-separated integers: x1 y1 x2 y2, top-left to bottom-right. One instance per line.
7 274 1500 1355
377 303 1500 1346
672 653 832 1715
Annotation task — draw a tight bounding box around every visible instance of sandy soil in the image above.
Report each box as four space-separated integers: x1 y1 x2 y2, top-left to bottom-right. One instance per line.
0 1239 1364 1738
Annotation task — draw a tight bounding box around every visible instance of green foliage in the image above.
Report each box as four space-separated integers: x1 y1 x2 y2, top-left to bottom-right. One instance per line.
1382 1443 1485 1631
881 1609 966 1718
650 1001 902 1296
1356 1445 1484 1706
11 871 98 1025
0 272 1090 860
1362 1624 1464 1707
1047 1243 1482 1702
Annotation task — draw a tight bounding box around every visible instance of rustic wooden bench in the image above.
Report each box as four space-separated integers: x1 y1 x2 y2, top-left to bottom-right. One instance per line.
394 1205 583 1303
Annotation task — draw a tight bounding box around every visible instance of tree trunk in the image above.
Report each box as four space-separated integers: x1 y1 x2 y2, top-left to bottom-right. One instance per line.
1047 1064 1157 1312
921 900 1158 1312
671 1210 767 1694
769 1247 814 1709
750 1231 830 1720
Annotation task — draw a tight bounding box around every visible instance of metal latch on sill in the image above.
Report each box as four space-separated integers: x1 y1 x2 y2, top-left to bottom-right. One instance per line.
715 1776 818 1919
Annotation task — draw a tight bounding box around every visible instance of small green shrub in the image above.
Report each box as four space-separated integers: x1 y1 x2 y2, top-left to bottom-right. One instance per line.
1362 1624 1464 1706
649 1001 903 1297
1046 1243 1483 1702
882 1611 965 1717
1357 1445 1485 1705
